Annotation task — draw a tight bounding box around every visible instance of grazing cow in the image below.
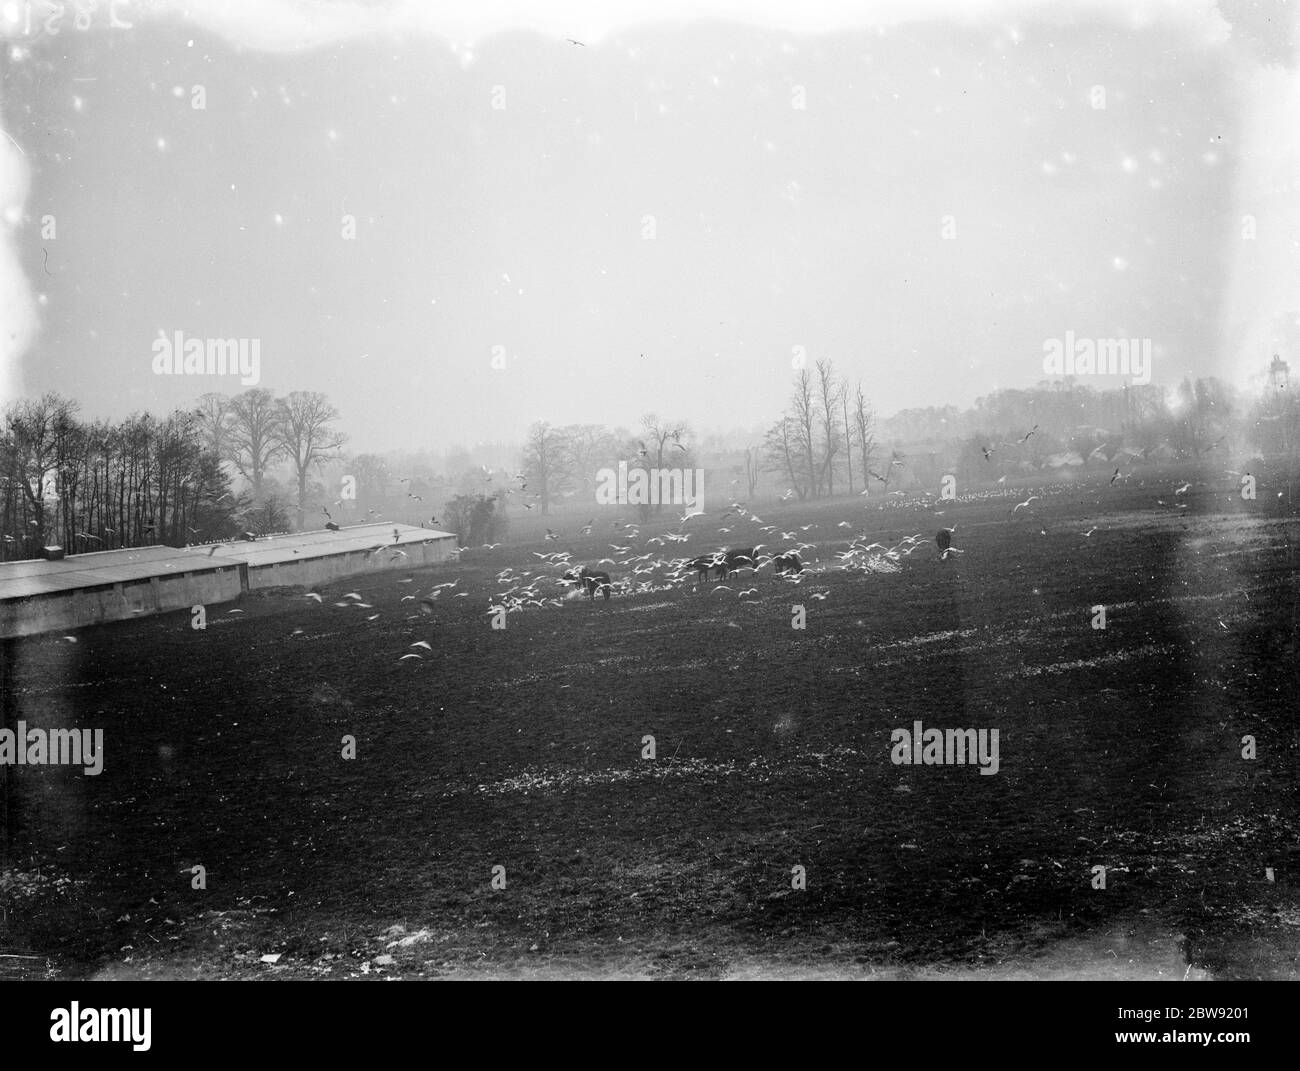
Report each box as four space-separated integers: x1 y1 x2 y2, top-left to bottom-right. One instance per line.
564 566 612 601
719 547 757 579
686 553 724 583
772 550 803 575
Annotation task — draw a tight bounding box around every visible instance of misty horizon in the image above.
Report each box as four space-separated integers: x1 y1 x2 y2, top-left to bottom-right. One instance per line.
3 1 1297 454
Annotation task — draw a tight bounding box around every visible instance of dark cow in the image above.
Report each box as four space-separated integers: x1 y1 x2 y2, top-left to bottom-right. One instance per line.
686 553 725 583
771 550 803 575
718 547 757 579
564 567 612 600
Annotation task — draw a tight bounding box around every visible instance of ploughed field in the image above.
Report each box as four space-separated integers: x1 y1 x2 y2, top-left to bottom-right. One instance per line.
2 477 1298 978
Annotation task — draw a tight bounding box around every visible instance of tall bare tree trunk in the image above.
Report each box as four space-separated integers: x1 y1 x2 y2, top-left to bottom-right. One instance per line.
841 378 853 496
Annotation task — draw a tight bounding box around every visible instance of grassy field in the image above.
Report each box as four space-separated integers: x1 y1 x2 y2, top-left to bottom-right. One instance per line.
2 471 1297 979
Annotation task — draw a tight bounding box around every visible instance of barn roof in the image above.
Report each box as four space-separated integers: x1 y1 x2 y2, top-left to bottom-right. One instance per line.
188 523 455 567
0 545 238 601
0 524 456 601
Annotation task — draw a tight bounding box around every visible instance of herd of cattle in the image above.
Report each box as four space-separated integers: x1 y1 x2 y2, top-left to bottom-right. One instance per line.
563 548 802 601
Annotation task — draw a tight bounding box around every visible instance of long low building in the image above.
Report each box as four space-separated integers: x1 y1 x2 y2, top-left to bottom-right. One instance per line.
188 523 459 591
0 523 458 638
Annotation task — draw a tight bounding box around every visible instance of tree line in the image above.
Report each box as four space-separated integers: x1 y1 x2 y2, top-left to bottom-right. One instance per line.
3 356 1294 560
763 358 877 500
519 413 704 517
0 388 346 561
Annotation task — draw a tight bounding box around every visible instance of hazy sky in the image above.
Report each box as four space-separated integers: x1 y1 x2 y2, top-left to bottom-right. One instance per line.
1 0 1296 452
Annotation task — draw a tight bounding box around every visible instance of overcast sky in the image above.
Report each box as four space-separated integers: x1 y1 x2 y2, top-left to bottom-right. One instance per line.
1 0 1296 452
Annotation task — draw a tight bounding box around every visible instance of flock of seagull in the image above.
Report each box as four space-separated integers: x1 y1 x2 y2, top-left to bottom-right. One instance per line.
473 500 941 620
465 466 1230 623
253 464 1233 663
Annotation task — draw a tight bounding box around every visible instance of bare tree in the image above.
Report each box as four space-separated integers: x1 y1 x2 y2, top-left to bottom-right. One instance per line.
521 421 574 516
1 392 79 552
840 375 854 494
853 381 877 493
638 415 691 464
563 423 618 497
194 392 234 465
763 416 805 499
274 391 348 528
789 369 820 497
743 444 761 499
814 358 842 497
637 414 692 513
227 388 285 501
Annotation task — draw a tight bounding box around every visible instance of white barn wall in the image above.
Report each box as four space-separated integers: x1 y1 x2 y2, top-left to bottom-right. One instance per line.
244 536 458 590
0 567 243 638
1 529 459 638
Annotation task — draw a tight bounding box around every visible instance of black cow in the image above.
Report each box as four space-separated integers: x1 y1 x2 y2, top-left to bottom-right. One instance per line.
718 547 757 579
564 567 612 600
771 551 803 575
686 553 725 583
